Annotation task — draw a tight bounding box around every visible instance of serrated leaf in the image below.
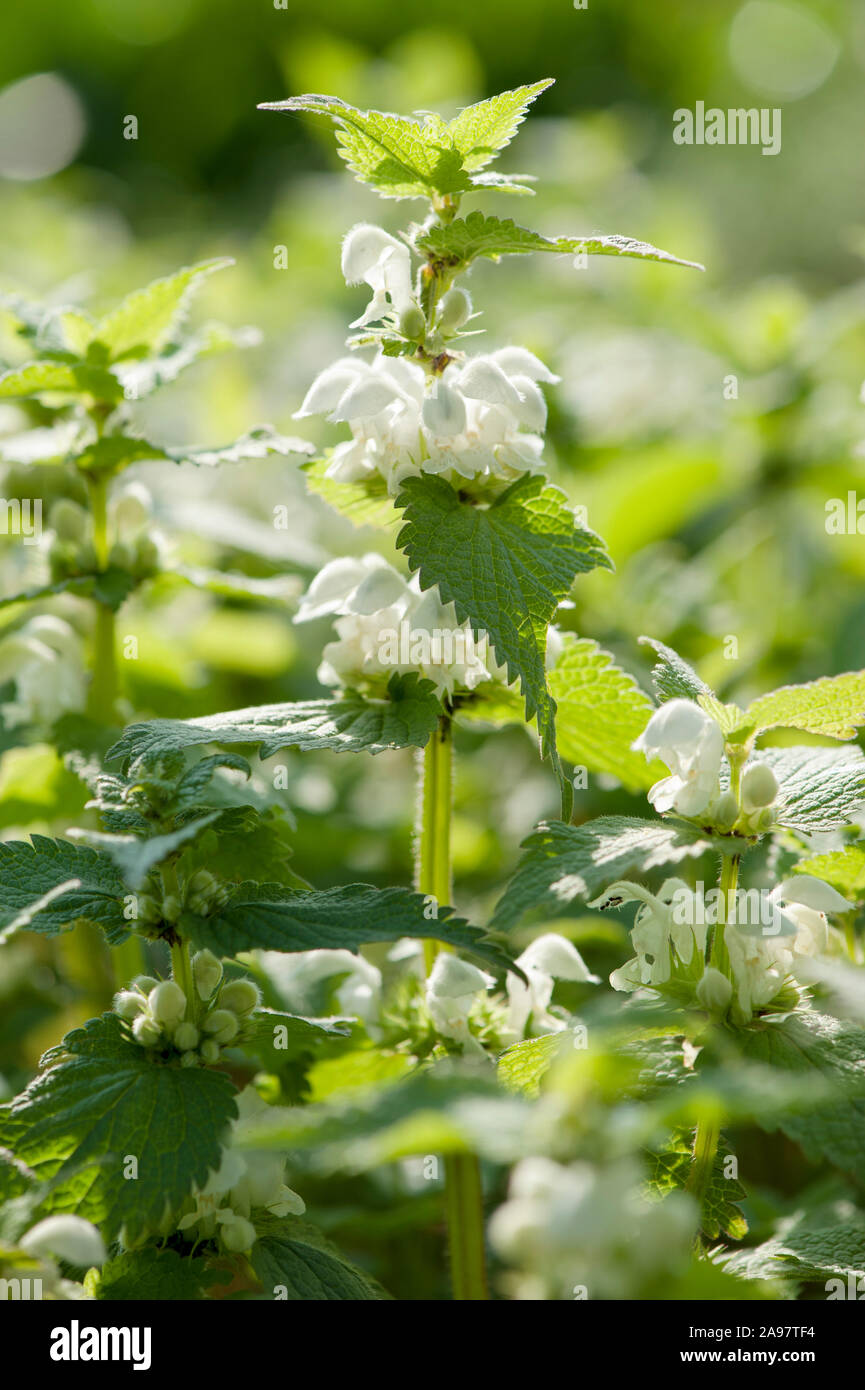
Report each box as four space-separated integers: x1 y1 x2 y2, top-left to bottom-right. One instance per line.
793 845 865 902
68 813 222 891
0 1014 237 1240
0 836 129 943
259 95 471 199
250 1216 388 1300
638 636 713 702
180 883 519 979
447 80 554 171
0 359 123 403
492 815 718 931
107 674 442 767
115 321 254 400
165 425 313 467
416 212 704 271
741 1011 865 1176
647 1130 747 1241
0 568 139 612
89 1247 225 1301
746 672 865 741
723 1209 865 1284
302 455 399 529
94 259 233 361
498 1032 567 1096
397 473 610 762
243 1009 351 1064
548 639 661 792
747 746 865 834
74 435 171 473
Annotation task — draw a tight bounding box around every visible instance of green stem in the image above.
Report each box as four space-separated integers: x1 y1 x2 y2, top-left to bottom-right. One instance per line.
709 852 740 976
85 472 119 723
415 715 489 1300
686 1112 721 1229
170 937 195 1020
417 715 453 973
443 1153 489 1301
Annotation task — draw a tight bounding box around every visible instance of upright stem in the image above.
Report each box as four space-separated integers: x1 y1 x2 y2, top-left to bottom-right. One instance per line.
86 472 118 724
170 937 195 1021
415 715 489 1300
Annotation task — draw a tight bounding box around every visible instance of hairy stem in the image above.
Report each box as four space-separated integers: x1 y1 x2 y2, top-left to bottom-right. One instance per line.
170 937 195 1020
415 714 489 1300
86 472 119 724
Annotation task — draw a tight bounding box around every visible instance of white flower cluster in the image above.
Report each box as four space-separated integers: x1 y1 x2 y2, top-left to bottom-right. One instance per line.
296 224 557 497
489 1156 695 1300
176 1087 305 1254
0 614 86 730
262 946 384 1037
114 956 260 1066
295 552 507 697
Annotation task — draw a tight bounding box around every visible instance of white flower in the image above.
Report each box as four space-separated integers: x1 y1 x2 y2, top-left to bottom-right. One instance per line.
425 953 493 1055
506 933 599 1038
633 699 724 817
341 224 416 328
20 1215 107 1269
295 347 556 495
261 947 383 1034
725 874 853 1019
0 615 86 729
596 878 705 992
295 557 507 698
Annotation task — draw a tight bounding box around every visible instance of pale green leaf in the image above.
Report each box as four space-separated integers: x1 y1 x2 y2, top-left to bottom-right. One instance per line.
747 671 865 741
549 639 661 791
447 80 554 171
94 259 233 361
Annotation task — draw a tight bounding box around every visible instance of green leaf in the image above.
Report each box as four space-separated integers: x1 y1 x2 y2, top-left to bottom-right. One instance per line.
0 359 123 403
250 1216 388 1300
749 746 865 834
647 1130 748 1241
170 565 301 603
69 813 222 891
258 95 471 199
498 1032 567 1096
302 455 398 529
242 1009 352 1066
107 674 442 766
492 815 718 931
397 473 611 761
793 845 865 902
0 1014 237 1240
746 672 865 741
548 639 661 792
240 1066 527 1167
180 883 519 979
73 435 171 474
741 1011 865 1176
446 80 554 170
723 1208 865 1284
0 569 140 613
638 636 713 703
94 259 233 361
416 212 704 271
165 425 313 467
0 836 129 943
88 1247 225 1301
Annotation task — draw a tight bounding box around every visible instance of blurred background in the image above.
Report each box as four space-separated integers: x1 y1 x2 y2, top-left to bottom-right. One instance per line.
1 0 864 1294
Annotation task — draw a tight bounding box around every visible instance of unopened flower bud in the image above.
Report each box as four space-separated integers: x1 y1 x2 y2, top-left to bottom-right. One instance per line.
162 894 182 924
133 975 159 994
200 1039 221 1064
711 791 739 830
220 1216 256 1253
398 305 426 341
203 1009 239 1044
219 980 260 1017
193 949 223 1000
741 763 779 811
439 287 472 331
114 990 147 1020
696 967 733 1014
174 1022 200 1051
180 1050 198 1067
135 896 162 926
132 1014 162 1046
148 981 187 1027
49 498 89 543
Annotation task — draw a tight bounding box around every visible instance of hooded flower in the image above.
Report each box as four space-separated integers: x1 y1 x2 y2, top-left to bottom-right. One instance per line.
341 224 417 329
595 878 705 993
633 699 724 817
294 554 507 697
0 614 86 729
261 946 383 1035
294 347 557 496
725 874 853 1019
506 933 600 1038
425 953 493 1056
